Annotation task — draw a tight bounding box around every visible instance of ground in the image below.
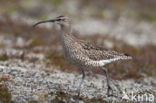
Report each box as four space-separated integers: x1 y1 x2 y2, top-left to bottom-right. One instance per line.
0 59 155 103
0 0 156 103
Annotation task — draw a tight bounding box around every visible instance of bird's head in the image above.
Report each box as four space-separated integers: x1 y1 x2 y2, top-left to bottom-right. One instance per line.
33 16 71 28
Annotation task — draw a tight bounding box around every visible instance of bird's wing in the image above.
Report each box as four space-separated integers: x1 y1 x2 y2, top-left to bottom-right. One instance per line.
78 40 129 61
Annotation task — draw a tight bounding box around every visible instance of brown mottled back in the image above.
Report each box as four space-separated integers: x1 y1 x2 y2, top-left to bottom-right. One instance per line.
77 39 129 61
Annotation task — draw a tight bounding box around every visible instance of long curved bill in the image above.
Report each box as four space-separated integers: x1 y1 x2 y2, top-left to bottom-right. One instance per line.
33 19 57 27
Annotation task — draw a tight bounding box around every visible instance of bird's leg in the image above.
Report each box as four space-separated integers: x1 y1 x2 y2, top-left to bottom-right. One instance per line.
101 67 113 96
76 68 85 93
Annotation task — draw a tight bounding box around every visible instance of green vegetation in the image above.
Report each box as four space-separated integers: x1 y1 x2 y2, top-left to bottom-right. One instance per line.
28 100 38 103
44 0 63 6
30 38 46 47
48 89 140 103
0 54 9 61
49 89 109 103
45 50 75 72
141 13 156 22
0 78 13 103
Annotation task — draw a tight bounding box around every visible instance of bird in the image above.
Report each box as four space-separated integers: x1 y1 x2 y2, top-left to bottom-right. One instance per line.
33 15 132 96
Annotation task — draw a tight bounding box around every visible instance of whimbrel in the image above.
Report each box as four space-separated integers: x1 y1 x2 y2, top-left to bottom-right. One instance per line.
33 16 132 96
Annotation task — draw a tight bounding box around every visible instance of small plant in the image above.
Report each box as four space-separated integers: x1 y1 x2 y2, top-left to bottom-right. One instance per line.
0 82 12 103
0 53 9 61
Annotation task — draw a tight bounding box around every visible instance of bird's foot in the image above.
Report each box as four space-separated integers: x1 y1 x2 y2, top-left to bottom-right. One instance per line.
75 88 80 94
75 89 80 97
107 85 114 97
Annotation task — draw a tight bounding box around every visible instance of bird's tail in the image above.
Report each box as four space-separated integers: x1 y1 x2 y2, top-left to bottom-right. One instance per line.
119 53 132 60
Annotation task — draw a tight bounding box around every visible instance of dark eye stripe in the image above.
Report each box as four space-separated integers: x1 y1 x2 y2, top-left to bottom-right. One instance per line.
57 19 65 21
57 16 64 18
57 19 61 21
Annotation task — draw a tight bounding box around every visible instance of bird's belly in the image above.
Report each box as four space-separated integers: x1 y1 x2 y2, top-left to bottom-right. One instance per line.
64 50 81 65
63 49 101 68
63 49 85 67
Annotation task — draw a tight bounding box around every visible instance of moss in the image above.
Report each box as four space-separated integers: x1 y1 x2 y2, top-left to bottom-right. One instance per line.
49 89 109 103
28 100 38 103
0 54 9 61
45 50 75 72
39 16 49 20
30 38 46 47
44 94 48 98
50 90 67 103
0 76 12 103
0 85 12 103
92 10 105 19
44 0 63 6
139 12 156 22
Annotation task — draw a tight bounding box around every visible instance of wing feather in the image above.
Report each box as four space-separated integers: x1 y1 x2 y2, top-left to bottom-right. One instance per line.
77 40 128 60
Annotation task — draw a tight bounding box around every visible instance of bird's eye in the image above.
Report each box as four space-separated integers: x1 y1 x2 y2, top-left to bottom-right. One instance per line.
57 19 61 21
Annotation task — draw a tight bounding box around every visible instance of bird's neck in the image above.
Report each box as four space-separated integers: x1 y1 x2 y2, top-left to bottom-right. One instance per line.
60 25 72 36
60 25 75 46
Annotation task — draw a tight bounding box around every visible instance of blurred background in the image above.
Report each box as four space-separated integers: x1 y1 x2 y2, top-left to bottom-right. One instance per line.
0 0 156 80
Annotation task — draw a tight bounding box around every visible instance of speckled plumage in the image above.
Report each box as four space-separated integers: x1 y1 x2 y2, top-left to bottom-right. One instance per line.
34 16 132 96
60 22 132 68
